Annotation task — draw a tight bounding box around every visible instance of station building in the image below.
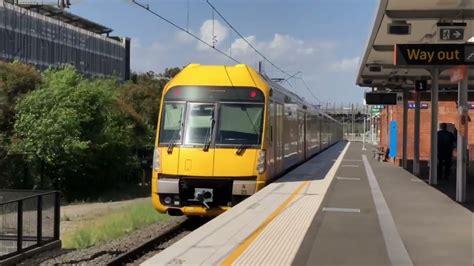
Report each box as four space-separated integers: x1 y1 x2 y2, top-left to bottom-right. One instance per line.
0 0 130 80
379 91 474 164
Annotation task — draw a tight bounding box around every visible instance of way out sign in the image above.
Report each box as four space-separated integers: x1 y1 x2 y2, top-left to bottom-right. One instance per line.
394 43 474 65
450 65 466 83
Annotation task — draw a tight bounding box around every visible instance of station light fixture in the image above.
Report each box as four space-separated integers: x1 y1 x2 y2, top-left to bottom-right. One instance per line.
368 65 383 72
387 20 411 35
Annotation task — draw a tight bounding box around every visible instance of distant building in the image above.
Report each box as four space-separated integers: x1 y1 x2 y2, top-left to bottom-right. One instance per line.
0 0 130 80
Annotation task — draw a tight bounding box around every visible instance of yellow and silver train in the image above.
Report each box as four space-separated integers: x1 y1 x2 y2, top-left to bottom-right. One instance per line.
151 64 342 216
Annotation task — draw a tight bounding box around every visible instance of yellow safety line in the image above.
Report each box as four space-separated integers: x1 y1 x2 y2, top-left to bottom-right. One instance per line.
221 180 310 266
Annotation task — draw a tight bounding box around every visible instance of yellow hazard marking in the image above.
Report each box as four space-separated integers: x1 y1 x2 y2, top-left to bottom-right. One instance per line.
221 180 309 266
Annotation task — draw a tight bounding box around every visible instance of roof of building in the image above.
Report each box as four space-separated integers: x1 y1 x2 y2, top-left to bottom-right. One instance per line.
15 4 113 34
356 0 474 90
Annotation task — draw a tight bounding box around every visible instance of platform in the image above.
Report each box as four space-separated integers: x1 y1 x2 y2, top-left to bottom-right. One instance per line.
143 142 472 266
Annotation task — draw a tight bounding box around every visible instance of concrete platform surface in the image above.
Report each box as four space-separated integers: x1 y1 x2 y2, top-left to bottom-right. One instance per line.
143 142 473 266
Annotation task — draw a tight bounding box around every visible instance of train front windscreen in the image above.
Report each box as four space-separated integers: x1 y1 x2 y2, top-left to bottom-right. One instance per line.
159 86 264 148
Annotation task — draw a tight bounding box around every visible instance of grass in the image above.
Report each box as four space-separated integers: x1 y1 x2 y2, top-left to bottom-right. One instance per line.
62 201 169 249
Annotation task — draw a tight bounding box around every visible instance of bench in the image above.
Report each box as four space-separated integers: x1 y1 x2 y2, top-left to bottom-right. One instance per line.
372 147 385 162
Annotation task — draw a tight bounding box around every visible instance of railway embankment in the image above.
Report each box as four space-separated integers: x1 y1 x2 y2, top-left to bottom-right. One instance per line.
17 198 190 265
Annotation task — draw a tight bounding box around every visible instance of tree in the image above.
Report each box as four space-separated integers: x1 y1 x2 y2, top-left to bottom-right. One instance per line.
12 66 138 199
0 61 41 188
117 67 181 185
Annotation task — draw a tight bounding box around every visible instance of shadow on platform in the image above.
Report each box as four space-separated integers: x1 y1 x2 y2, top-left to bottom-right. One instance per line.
402 160 474 212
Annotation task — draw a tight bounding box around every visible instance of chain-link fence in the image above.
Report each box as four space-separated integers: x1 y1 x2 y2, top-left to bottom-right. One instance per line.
0 190 59 261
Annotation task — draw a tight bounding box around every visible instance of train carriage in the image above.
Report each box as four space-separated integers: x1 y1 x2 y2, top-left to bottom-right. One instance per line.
151 64 342 216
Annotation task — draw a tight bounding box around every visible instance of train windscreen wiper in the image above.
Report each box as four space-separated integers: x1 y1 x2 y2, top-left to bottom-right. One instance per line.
203 116 215 152
167 120 182 154
236 144 250 155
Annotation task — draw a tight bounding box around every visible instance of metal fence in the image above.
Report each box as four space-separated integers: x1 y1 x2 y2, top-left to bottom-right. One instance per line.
0 190 59 261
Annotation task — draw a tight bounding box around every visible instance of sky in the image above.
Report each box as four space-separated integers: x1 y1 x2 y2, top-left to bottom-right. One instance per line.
70 0 378 105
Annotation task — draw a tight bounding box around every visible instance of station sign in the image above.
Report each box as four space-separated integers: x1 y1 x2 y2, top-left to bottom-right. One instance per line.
415 80 427 91
394 43 474 65
365 92 401 105
371 108 381 115
450 65 466 83
408 103 428 109
439 28 464 41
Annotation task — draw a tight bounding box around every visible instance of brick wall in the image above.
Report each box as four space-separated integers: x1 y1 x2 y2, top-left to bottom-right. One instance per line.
379 91 474 162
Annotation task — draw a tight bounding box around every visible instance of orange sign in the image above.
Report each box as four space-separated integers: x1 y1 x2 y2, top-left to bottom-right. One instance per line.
450 65 466 83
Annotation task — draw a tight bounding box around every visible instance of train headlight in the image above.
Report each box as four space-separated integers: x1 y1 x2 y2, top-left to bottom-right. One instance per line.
152 147 160 171
256 150 266 174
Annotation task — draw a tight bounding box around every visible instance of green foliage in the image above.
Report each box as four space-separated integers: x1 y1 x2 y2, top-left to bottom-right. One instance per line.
62 200 169 249
2 63 181 201
12 66 137 199
0 61 41 188
117 67 181 168
0 61 41 141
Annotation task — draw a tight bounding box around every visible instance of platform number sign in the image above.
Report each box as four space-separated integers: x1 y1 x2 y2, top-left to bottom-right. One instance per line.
415 80 427 91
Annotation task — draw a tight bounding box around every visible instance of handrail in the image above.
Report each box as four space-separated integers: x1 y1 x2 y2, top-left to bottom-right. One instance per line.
0 190 60 262
0 191 59 206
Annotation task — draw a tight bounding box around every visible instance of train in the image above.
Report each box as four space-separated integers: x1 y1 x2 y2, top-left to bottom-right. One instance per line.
151 64 342 216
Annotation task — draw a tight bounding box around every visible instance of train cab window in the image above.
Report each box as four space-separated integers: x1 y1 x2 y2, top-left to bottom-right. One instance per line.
159 103 185 144
184 103 215 145
216 103 263 146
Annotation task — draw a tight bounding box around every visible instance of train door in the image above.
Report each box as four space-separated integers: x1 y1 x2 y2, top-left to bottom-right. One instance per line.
178 103 216 176
298 110 305 161
319 115 323 150
303 111 307 160
266 102 276 180
276 103 284 174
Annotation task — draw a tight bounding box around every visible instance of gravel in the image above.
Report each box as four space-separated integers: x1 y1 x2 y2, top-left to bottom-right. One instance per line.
19 217 186 266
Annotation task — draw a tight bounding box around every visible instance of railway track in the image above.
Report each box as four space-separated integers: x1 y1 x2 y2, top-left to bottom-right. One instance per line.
107 218 208 266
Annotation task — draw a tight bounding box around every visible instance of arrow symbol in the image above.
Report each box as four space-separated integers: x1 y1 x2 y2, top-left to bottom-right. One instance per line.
453 30 462 39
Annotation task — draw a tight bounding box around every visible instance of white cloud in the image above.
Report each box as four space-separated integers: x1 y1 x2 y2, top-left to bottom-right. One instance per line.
330 57 360 72
175 31 194 44
197 19 228 50
229 34 322 61
129 31 363 104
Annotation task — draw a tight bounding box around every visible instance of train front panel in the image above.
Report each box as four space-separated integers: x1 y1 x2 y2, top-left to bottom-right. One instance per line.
151 66 270 216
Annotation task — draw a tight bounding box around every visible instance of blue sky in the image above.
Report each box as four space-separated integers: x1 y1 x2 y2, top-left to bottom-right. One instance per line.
71 0 378 104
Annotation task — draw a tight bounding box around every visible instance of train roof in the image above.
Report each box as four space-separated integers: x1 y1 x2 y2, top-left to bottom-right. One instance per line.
169 64 340 124
167 64 268 89
260 73 340 124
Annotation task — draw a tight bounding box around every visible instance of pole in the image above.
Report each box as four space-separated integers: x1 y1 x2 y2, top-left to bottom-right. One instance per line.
363 107 367 150
430 68 439 185
351 103 354 141
414 91 421 176
402 88 408 169
456 71 468 202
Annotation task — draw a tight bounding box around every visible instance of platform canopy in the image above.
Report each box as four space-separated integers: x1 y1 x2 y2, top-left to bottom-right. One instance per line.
356 0 474 90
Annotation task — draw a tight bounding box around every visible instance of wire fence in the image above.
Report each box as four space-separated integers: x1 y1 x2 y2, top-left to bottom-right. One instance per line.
0 190 59 261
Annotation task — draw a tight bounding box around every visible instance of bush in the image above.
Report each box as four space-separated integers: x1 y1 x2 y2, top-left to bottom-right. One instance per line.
12 66 139 200
0 61 41 188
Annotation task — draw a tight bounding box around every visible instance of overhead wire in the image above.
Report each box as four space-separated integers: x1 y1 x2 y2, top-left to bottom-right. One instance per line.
132 0 323 106
205 0 323 104
298 76 324 104
205 0 296 78
131 0 240 64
